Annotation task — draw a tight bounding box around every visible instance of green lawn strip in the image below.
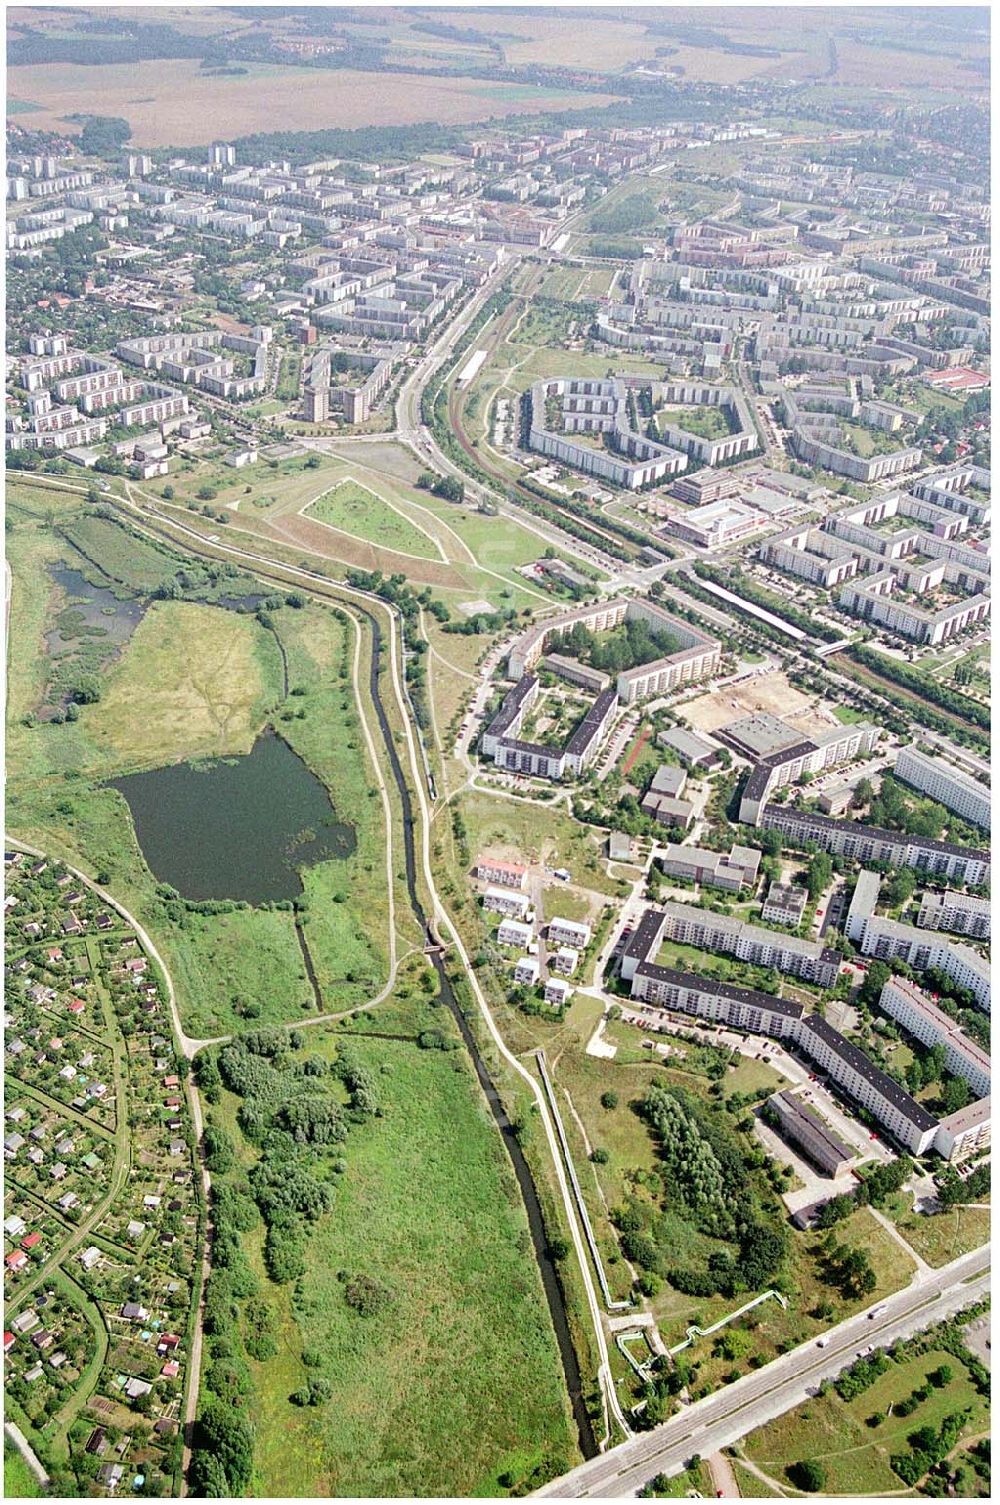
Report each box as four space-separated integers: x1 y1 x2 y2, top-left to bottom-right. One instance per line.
304 478 443 561
3 1441 45 1498
730 1458 783 1496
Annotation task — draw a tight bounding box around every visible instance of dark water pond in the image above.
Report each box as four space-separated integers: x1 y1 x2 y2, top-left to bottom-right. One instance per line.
108 729 356 903
46 565 146 657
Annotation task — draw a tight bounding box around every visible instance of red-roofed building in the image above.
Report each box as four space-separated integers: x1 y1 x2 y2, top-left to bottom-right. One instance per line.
3 1332 14 1353
21 1232 42 1251
160 1360 180 1379
6 1250 28 1273
67 999 85 1015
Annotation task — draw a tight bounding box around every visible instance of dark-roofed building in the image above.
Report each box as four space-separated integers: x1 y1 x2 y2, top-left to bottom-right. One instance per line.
758 804 990 887
766 1090 852 1175
797 1014 938 1154
632 963 803 1039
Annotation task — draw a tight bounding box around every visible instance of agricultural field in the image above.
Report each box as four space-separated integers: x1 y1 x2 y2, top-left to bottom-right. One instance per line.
199 1019 578 1498
7 57 620 146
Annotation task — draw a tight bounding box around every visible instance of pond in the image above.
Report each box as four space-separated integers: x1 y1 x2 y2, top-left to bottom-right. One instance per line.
108 729 356 903
46 565 147 659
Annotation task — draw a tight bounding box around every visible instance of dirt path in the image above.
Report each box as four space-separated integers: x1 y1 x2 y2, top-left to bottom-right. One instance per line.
709 1451 742 1497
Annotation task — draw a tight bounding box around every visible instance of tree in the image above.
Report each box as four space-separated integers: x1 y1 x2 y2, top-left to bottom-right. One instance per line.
806 852 833 903
858 960 891 1008
202 1125 236 1175
79 115 132 155
789 1459 828 1492
600 1091 619 1110
190 1400 255 1495
69 675 102 705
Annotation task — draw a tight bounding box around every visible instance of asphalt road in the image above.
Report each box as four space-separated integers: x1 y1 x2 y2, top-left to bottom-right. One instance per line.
537 1245 989 1497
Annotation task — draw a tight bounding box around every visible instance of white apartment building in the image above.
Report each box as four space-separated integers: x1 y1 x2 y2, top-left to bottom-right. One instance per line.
483 887 530 920
548 917 591 950
846 872 990 1012
894 746 990 831
933 1098 991 1162
497 918 534 949
879 977 991 1098
513 957 539 986
917 889 990 941
544 977 572 1008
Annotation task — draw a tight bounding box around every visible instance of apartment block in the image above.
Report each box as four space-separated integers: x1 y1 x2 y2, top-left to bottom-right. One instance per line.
734 716 881 826
526 377 688 489
916 890 990 941
879 977 991 1098
838 571 990 646
483 888 530 920
497 918 533 948
845 871 990 1012
894 746 990 831
756 805 990 887
475 859 526 890
658 842 761 893
761 883 808 928
547 917 591 950
932 1098 991 1162
648 901 841 987
621 915 942 1155
506 595 721 699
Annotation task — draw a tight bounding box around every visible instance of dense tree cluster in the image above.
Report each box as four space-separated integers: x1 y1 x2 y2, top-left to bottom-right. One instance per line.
621 1083 787 1298
552 616 683 676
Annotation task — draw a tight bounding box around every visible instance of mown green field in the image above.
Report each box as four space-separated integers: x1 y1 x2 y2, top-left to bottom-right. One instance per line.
209 1026 578 1497
305 478 443 561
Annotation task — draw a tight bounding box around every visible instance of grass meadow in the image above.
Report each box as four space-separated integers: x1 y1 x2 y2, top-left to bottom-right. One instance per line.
6 486 389 1038
208 1027 578 1497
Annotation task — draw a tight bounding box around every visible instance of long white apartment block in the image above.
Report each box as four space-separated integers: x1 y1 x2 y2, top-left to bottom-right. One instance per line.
879 977 991 1098
894 745 990 831
757 804 990 887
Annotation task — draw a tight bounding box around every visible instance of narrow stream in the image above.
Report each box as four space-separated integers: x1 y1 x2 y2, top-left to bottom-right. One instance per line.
294 919 323 1011
87 496 599 1460
361 609 598 1461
